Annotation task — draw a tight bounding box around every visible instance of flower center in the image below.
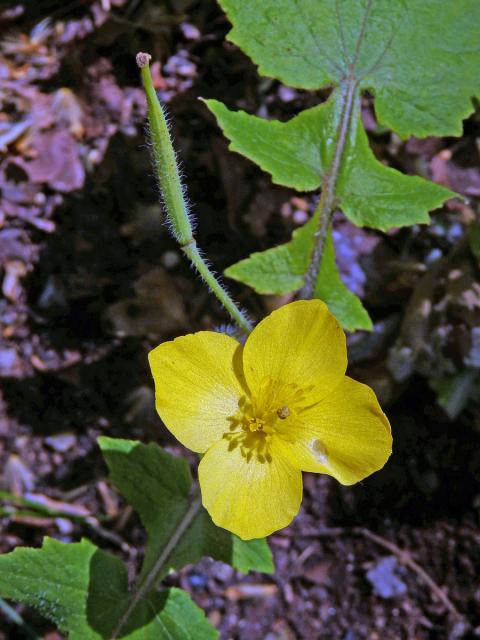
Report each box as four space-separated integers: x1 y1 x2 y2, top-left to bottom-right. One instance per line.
247 416 266 432
224 376 313 464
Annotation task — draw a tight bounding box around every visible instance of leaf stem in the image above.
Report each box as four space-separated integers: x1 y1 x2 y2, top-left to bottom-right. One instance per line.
299 78 358 299
110 492 202 640
137 52 253 334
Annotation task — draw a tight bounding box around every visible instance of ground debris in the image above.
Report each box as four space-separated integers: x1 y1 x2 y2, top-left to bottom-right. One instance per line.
366 556 408 599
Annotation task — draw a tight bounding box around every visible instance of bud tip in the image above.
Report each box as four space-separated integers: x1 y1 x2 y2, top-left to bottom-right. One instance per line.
136 52 152 68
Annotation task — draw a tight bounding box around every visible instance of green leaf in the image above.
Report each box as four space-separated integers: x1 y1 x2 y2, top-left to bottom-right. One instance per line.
218 0 480 137
0 537 217 639
314 231 372 331
98 437 274 579
429 371 479 419
336 105 453 230
226 218 372 331
225 219 314 294
206 96 453 231
209 1 469 326
204 98 335 192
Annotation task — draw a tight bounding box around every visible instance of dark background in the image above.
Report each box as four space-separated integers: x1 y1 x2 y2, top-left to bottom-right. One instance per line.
0 1 479 638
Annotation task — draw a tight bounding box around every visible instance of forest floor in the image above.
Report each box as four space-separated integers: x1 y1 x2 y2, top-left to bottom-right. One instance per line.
0 1 479 639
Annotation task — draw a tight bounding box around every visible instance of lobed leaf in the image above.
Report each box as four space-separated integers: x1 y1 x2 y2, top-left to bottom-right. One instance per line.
226 219 372 331
204 98 334 192
0 437 271 639
208 1 473 326
0 537 217 639
218 0 480 137
313 231 372 331
206 96 453 231
225 219 314 295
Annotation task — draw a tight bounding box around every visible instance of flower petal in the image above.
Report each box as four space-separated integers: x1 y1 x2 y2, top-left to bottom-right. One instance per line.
198 435 302 539
284 377 392 485
243 300 346 402
148 332 246 453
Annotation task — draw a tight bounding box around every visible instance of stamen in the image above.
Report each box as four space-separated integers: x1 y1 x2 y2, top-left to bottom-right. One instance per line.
276 406 290 419
248 417 265 432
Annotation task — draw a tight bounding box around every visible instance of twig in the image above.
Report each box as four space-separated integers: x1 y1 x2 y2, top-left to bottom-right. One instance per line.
84 517 132 553
110 492 202 639
356 527 463 622
1 489 130 551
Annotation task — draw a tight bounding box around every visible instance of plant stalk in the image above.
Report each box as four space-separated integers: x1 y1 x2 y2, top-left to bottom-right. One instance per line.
137 52 253 334
182 240 253 334
299 78 359 299
110 492 202 639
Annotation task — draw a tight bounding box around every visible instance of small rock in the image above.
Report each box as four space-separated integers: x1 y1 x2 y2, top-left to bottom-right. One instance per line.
188 573 208 588
37 275 68 313
212 562 234 583
180 22 201 40
2 454 36 494
278 86 297 102
366 556 407 599
0 347 23 377
161 250 180 269
45 433 77 453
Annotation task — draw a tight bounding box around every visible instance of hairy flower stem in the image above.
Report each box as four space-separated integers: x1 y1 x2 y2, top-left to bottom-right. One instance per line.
299 79 359 299
182 240 253 334
137 52 253 335
110 492 202 640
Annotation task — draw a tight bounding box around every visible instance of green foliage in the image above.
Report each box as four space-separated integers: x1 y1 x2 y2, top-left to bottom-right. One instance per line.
313 230 372 331
98 437 274 578
219 0 480 137
207 97 452 230
2 3 478 634
225 218 372 331
0 439 273 638
429 371 479 419
210 0 479 329
225 218 314 295
205 98 333 192
0 537 217 639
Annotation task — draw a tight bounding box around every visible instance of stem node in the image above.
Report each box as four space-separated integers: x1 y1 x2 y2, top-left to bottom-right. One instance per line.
299 79 359 300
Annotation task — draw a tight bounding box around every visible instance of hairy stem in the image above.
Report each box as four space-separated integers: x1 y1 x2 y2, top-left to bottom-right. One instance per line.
137 52 253 334
183 240 253 334
110 493 202 639
138 53 193 246
299 79 358 299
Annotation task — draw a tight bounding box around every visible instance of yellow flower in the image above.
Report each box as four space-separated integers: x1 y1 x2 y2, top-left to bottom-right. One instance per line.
149 300 392 540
